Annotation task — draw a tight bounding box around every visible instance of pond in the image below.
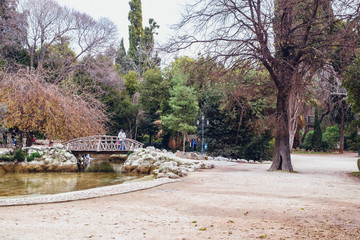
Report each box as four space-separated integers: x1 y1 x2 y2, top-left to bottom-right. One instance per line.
0 170 144 199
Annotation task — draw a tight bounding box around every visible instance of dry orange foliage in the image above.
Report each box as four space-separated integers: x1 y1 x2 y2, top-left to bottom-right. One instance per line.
0 70 106 141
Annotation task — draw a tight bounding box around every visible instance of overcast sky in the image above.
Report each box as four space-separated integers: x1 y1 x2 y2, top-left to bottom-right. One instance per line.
55 0 187 51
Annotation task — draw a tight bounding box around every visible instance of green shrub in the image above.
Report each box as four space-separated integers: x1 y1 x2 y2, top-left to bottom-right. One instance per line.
27 151 41 162
27 155 34 161
265 138 275 160
0 149 35 162
358 159 360 172
13 148 26 162
302 131 314 150
302 130 329 152
345 131 360 150
126 151 134 157
0 154 14 162
322 125 340 150
243 133 273 161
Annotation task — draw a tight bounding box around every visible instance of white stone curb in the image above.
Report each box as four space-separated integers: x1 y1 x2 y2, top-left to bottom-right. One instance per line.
0 178 180 207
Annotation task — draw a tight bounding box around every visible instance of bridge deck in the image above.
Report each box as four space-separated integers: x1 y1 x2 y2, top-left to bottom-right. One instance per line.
63 135 144 153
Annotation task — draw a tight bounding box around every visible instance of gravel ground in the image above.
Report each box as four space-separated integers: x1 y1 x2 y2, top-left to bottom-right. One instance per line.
0 153 359 240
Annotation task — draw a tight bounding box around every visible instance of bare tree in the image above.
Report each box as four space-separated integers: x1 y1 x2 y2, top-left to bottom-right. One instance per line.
0 0 23 44
164 0 359 172
53 13 118 84
0 0 26 69
19 0 118 83
20 0 73 69
77 54 124 92
0 69 107 145
316 65 350 153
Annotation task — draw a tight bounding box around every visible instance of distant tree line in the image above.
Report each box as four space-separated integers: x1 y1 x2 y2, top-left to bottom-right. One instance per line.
0 0 359 171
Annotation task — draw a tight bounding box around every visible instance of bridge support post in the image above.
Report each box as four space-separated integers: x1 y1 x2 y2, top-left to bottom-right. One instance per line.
75 154 87 172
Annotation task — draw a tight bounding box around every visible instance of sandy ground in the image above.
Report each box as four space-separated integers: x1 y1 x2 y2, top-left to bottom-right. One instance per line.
0 153 359 240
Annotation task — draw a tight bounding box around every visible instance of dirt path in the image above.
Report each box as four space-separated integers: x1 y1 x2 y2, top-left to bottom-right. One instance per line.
0 153 359 240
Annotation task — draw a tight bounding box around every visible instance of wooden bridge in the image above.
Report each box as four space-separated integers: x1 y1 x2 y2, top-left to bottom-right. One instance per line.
63 135 144 171
63 135 144 155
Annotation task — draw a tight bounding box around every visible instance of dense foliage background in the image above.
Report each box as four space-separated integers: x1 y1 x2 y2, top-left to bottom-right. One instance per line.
0 0 359 160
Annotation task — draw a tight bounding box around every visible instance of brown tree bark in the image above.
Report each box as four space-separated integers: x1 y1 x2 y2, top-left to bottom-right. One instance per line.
269 87 294 172
25 132 33 147
16 131 23 149
163 0 359 172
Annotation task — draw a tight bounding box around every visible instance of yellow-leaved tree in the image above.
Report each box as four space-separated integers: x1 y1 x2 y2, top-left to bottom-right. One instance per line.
0 70 106 146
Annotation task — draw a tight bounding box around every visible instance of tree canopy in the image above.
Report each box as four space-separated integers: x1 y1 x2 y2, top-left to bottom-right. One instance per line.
164 0 360 171
128 0 143 61
161 70 199 152
0 0 358 161
0 71 106 142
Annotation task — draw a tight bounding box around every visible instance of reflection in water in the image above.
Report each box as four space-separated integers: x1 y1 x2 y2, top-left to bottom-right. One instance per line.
0 170 143 198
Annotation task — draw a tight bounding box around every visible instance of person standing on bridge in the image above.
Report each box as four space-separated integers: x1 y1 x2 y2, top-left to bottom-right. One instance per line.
118 129 126 150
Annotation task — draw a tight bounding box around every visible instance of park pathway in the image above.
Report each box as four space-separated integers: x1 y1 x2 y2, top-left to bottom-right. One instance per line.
0 153 359 239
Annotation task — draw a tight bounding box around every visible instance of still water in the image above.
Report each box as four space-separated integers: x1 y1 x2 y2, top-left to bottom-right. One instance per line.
0 171 143 199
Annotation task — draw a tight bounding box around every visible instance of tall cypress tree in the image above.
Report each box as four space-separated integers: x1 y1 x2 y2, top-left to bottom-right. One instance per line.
128 0 143 61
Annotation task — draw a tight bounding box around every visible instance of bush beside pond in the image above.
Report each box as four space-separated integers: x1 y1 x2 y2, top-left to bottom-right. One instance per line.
0 148 27 162
0 145 78 173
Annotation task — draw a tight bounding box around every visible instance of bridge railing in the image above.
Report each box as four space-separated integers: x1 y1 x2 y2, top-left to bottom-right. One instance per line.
63 135 144 152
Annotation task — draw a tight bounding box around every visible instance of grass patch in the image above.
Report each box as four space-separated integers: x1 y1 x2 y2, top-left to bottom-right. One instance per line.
350 172 360 183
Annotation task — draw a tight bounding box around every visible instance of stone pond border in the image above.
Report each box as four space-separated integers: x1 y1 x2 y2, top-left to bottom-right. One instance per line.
0 144 270 206
0 177 180 207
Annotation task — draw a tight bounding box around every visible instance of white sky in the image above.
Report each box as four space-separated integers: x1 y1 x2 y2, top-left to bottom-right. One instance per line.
55 0 186 51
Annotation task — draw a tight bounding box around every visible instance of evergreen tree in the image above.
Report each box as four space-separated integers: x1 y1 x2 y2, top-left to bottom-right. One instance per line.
128 0 143 61
115 38 126 64
141 18 159 53
139 68 171 145
101 86 139 138
138 18 160 72
123 70 138 97
127 1 160 74
161 70 199 152
115 38 137 75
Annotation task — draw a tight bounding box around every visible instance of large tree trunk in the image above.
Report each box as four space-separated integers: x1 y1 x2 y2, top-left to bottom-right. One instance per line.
25 132 33 147
269 88 294 172
16 131 24 149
